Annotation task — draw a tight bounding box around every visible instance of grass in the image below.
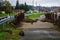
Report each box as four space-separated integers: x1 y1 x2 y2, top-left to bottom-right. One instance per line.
0 12 22 40
0 22 15 30
0 21 22 40
8 28 22 40
56 28 60 31
0 13 7 17
28 12 47 19
0 32 9 40
0 13 16 17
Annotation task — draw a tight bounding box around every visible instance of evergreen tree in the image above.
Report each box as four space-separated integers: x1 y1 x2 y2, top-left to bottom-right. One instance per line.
24 2 29 12
19 4 25 10
15 0 19 10
19 3 29 13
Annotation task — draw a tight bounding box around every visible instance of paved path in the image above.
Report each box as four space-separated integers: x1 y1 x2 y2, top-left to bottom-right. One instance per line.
20 21 60 40
20 28 60 40
21 21 54 28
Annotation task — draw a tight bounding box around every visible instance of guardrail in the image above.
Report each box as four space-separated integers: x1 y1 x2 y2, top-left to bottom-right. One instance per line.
0 17 9 29
0 16 15 24
0 17 8 24
0 16 15 30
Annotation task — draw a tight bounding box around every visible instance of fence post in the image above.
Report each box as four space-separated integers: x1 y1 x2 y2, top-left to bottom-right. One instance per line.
2 23 5 30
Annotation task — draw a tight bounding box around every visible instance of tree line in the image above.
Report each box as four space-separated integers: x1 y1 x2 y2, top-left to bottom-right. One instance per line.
0 0 33 13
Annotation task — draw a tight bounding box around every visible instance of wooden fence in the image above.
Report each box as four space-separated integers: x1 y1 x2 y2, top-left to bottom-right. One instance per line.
45 12 60 21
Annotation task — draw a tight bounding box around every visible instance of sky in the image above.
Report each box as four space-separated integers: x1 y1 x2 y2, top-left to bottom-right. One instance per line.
8 0 60 7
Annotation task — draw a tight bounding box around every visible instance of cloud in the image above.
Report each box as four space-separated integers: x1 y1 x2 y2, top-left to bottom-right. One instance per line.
9 0 60 7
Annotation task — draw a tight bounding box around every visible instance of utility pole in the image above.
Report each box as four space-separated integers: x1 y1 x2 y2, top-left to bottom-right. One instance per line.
36 0 37 9
39 4 40 12
32 0 34 11
25 0 26 3
33 0 34 6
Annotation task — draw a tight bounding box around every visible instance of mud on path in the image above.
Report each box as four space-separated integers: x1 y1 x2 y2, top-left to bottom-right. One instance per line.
21 21 55 28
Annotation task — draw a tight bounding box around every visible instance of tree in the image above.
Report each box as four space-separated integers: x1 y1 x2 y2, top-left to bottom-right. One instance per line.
5 0 12 13
15 1 32 13
0 1 5 11
24 2 30 12
0 2 1 11
0 2 1 7
28 5 33 10
15 0 20 10
19 2 30 13
19 4 25 10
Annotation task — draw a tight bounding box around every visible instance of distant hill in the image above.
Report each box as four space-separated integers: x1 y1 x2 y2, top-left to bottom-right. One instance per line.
34 6 60 11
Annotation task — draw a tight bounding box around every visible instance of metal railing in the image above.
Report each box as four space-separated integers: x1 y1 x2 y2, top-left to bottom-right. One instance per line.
0 16 10 29
0 17 8 24
0 16 15 30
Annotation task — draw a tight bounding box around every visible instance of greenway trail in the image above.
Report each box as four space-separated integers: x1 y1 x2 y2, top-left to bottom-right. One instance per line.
20 21 60 40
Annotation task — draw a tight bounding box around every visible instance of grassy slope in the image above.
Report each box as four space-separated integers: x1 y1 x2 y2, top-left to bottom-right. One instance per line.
28 12 46 19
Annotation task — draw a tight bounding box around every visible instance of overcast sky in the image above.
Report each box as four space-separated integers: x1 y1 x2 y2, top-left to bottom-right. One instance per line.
9 0 60 7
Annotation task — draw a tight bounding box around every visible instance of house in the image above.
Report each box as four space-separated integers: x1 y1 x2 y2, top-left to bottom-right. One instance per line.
52 8 60 12
33 9 39 13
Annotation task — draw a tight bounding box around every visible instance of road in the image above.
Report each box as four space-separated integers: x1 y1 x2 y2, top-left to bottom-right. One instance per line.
20 21 60 40
21 21 55 28
20 28 60 40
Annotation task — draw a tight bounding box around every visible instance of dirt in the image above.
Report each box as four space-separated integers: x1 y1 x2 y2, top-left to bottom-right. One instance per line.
21 21 55 28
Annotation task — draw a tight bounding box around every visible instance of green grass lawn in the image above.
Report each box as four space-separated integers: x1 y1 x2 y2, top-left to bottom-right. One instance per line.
0 13 16 17
28 12 47 19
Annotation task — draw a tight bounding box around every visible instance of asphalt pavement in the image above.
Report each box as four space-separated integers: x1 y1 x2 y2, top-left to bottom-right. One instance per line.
20 28 60 40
